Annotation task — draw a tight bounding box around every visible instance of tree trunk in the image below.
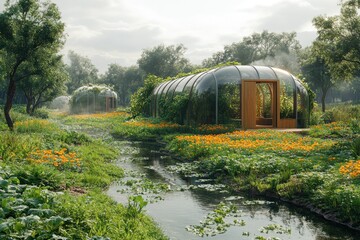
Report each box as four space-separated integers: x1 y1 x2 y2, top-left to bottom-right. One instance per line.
320 84 331 113
4 60 23 131
321 94 326 113
26 100 31 114
4 78 16 131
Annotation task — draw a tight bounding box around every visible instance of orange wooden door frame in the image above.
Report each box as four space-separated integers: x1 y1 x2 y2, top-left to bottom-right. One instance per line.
241 80 279 129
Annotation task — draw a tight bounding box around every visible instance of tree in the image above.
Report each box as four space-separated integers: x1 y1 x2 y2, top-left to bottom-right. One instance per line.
312 0 360 80
130 75 163 118
18 50 68 115
202 31 301 67
202 51 227 68
137 44 192 78
301 54 333 112
100 64 144 106
123 66 144 105
65 50 99 94
0 54 6 103
0 0 65 130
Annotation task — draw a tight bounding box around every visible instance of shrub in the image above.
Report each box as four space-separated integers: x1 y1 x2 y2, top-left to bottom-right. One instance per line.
10 164 65 190
130 75 164 117
310 110 324 125
0 132 41 162
56 131 92 145
352 137 360 157
32 108 49 119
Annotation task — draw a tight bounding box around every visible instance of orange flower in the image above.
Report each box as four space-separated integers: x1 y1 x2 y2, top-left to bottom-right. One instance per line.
73 112 129 119
27 148 81 171
340 159 360 178
122 120 180 129
175 130 334 153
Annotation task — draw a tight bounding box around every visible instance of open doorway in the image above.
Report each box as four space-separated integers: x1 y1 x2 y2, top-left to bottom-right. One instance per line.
256 83 273 127
242 81 277 129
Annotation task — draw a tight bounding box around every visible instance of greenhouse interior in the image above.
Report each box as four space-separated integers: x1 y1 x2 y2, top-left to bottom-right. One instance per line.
70 85 117 114
150 65 309 129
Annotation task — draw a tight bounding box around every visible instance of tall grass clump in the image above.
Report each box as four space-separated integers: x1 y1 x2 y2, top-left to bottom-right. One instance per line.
15 119 59 134
0 132 41 161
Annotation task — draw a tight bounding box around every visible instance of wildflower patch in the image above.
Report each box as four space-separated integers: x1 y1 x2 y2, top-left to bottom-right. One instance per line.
27 148 81 172
340 159 360 178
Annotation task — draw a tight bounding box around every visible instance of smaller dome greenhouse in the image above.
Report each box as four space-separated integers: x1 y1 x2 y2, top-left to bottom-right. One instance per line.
49 96 71 111
149 65 309 129
70 85 117 114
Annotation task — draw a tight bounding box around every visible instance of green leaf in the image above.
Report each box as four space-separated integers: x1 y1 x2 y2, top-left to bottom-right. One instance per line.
28 208 55 217
45 216 71 229
0 180 9 189
0 221 11 233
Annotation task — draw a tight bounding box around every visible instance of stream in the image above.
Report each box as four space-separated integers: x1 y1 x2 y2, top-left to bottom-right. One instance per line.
106 140 360 240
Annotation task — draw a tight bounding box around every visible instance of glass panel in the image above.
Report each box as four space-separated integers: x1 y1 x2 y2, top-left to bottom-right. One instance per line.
154 82 166 96
295 79 309 128
153 82 164 116
190 69 217 93
166 77 185 99
273 68 296 119
181 72 207 93
256 83 273 119
188 73 216 125
156 81 172 117
157 77 190 123
254 66 277 80
162 79 176 98
215 66 241 125
215 66 240 85
175 75 194 93
236 65 259 80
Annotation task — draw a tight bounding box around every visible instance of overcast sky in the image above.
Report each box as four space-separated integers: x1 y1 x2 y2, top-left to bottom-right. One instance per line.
2 0 342 73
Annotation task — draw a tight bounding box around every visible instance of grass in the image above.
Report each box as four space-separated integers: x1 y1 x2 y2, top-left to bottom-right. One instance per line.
1 103 359 237
0 108 168 240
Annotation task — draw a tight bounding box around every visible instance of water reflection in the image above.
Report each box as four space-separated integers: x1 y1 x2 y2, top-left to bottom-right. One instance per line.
107 141 360 240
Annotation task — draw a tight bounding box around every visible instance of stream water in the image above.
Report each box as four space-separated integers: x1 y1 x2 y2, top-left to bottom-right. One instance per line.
107 140 360 240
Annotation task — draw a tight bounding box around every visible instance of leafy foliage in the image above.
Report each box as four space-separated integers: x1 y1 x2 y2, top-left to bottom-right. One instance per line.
202 31 301 67
0 107 167 240
130 75 163 117
100 64 144 107
66 51 99 94
137 44 192 78
17 50 69 115
312 0 360 80
0 0 65 130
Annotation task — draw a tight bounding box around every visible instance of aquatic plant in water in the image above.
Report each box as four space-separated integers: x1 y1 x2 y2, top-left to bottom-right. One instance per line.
186 202 244 237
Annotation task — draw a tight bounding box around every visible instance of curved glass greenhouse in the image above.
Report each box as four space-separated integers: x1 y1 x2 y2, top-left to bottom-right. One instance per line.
70 85 117 114
150 65 309 129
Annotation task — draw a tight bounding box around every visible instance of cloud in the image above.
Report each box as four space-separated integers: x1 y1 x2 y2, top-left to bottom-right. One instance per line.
1 0 343 73
296 31 318 47
68 25 163 52
254 1 318 32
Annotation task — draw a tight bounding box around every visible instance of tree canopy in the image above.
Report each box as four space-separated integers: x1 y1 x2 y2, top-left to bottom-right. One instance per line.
137 44 192 78
65 50 99 94
0 0 65 130
202 31 301 68
312 0 360 80
100 64 144 106
17 50 68 115
300 47 333 112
